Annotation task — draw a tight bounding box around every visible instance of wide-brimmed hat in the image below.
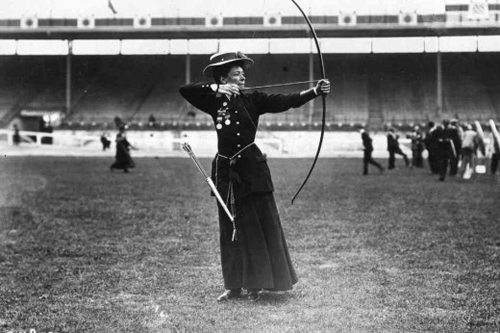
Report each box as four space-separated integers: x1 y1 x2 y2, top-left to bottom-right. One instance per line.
203 51 254 77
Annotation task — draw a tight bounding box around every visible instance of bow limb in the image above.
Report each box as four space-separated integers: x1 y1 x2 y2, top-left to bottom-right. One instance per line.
290 0 327 204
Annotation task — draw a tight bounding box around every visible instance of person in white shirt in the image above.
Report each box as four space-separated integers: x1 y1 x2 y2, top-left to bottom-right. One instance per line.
460 123 478 178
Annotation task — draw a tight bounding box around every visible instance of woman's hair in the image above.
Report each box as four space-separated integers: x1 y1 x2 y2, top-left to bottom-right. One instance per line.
211 61 245 84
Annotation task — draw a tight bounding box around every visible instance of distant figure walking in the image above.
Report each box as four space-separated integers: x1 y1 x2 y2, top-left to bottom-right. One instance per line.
12 124 21 146
100 132 111 151
387 128 409 170
360 126 384 175
110 125 137 173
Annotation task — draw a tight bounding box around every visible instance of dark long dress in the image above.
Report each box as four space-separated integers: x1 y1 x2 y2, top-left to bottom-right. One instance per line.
180 82 318 291
110 133 135 171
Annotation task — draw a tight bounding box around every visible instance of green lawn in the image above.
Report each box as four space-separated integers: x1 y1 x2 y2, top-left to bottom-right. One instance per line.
0 156 499 332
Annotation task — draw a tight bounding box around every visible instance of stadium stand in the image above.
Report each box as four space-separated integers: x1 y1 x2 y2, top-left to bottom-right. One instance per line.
441 54 498 121
0 81 23 124
377 55 429 125
70 57 159 123
1 0 500 132
329 74 369 125
3 53 500 131
0 57 56 128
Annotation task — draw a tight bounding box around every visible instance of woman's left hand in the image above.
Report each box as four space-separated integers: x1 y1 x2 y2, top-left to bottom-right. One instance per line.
315 79 330 96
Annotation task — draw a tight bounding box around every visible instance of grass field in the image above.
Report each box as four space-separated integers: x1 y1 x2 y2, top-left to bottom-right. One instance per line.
0 156 499 333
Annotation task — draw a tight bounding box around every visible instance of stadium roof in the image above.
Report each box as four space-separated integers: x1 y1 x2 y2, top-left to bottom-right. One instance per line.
0 0 446 18
1 0 500 47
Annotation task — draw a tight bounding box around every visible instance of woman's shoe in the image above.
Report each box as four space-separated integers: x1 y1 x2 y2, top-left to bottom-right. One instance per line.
247 289 260 302
216 288 241 302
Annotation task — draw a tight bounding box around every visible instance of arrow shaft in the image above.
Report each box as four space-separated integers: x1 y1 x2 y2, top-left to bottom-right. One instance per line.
241 80 318 91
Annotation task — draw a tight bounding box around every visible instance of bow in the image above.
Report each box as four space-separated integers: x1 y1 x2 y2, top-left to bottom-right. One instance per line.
290 0 327 204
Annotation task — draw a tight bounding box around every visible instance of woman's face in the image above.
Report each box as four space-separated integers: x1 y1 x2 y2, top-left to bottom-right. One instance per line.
221 65 246 88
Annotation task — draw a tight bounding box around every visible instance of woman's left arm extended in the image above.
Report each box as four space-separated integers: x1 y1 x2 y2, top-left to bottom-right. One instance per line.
253 79 330 114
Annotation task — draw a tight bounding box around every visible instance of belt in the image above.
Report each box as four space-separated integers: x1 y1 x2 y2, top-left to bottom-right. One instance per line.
217 142 256 161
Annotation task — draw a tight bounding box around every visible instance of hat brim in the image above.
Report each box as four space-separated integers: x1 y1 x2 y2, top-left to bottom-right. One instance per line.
203 58 254 77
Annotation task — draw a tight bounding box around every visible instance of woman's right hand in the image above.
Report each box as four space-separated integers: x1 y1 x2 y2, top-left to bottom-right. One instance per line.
216 83 240 99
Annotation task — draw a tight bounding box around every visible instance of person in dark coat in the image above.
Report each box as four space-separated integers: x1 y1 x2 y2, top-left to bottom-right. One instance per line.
110 125 137 173
359 125 384 175
488 121 500 175
447 119 463 176
435 119 454 181
407 125 425 168
12 124 21 146
387 128 409 170
424 121 439 174
179 51 330 302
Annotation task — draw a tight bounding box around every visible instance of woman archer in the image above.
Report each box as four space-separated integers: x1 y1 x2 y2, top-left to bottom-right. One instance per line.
179 51 330 302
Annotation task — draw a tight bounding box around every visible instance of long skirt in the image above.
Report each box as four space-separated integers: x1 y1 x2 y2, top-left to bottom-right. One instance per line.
217 192 298 291
111 151 135 170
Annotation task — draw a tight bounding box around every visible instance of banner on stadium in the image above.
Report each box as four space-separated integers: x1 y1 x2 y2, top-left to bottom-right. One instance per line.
468 0 489 20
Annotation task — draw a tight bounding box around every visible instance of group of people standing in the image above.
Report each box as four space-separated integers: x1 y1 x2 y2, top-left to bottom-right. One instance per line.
360 119 500 180
425 119 499 181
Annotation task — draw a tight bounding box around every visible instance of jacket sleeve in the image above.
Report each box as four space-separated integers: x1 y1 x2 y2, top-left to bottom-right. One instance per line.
179 82 221 116
251 89 318 115
387 135 396 149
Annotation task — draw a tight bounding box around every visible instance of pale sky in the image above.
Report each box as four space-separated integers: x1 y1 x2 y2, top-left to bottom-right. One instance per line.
0 0 446 18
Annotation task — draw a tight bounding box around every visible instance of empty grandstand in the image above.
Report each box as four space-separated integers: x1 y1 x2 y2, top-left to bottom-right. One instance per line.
1 0 500 134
